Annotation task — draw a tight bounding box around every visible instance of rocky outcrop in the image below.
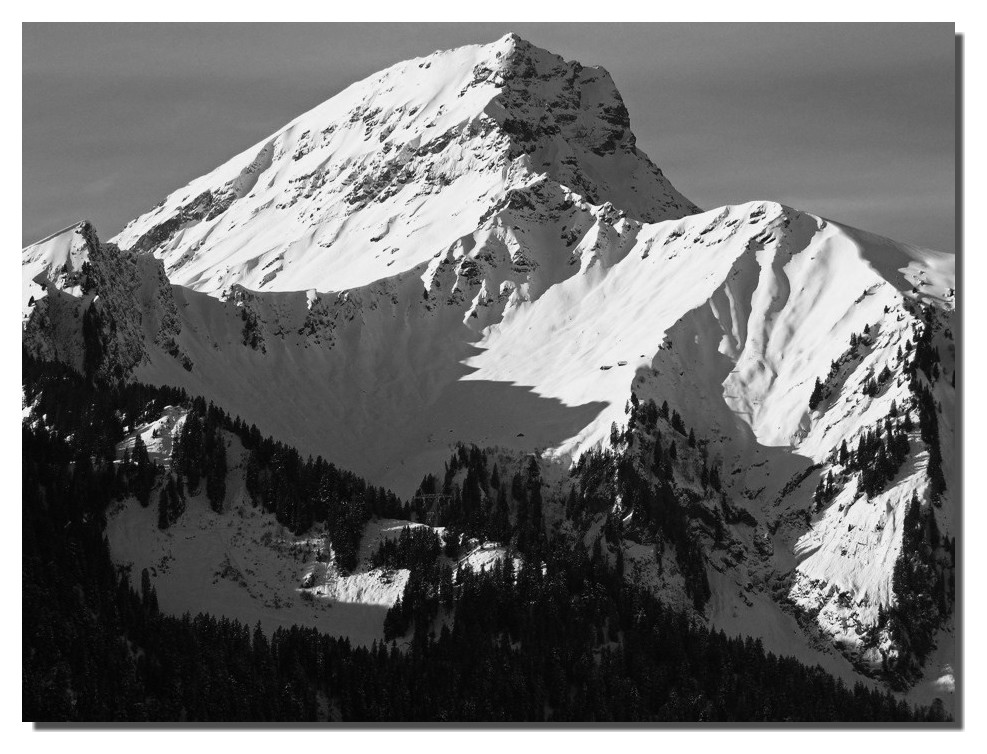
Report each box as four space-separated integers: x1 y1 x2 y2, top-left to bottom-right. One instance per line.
23 221 190 380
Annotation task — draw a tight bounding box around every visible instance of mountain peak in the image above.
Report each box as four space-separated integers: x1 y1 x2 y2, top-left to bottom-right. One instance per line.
496 30 524 44
493 30 527 51
110 37 697 297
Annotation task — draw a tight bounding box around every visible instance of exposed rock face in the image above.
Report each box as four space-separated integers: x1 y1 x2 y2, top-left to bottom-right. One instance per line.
23 221 188 380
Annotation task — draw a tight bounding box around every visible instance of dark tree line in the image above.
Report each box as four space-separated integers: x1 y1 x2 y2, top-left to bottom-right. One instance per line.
416 445 544 562
24 421 320 721
157 474 186 529
421 418 715 611
906 305 943 383
23 351 952 722
573 390 721 612
25 418 946 722
880 306 953 682
420 395 720 609
572 445 710 610
883 492 955 689
625 396 722 493
171 402 227 513
209 418 403 571
371 525 444 572
833 414 912 500
124 435 157 508
23 348 186 463
807 303 955 688
808 325 876 411
24 350 405 572
900 304 947 498
915 383 947 499
377 531 945 722
382 559 455 647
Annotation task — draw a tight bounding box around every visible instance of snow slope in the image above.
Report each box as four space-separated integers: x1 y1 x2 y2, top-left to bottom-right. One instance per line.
104 201 952 500
109 427 417 643
26 207 956 702
21 222 90 320
107 418 511 645
111 33 695 298
116 405 187 467
102 198 957 698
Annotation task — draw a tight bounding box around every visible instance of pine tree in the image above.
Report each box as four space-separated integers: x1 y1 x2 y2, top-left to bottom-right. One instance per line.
176 410 204 493
157 486 171 530
131 434 156 507
652 438 664 474
132 434 150 468
808 378 825 411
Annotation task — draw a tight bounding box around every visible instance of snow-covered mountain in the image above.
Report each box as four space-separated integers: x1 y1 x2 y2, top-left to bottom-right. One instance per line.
111 33 695 297
22 34 956 707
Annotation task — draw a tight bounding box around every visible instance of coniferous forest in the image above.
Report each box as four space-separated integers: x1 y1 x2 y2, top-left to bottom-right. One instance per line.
22 352 950 723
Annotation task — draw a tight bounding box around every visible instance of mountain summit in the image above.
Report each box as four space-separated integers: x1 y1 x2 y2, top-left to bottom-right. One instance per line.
111 33 697 297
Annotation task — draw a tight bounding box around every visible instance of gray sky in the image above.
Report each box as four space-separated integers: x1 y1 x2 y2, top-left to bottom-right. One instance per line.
23 22 956 251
